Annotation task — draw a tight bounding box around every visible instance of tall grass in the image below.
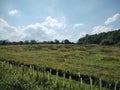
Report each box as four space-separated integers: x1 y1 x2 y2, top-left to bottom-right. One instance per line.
0 61 111 90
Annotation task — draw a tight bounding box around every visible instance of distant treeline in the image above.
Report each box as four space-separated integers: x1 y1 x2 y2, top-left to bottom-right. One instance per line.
0 39 74 45
77 29 120 45
0 29 120 45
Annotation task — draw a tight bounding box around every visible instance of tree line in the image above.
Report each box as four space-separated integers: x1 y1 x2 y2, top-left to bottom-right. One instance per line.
0 29 120 45
0 39 74 45
77 29 120 45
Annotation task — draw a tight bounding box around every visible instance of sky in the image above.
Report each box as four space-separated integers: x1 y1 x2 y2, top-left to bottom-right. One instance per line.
0 0 120 42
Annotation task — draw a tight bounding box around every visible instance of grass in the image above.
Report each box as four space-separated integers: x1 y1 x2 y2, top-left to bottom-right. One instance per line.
0 44 120 84
0 61 105 90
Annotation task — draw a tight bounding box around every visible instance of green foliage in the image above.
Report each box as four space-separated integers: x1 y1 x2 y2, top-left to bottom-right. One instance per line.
0 44 119 89
0 40 9 45
0 44 120 82
0 61 105 90
116 42 120 46
54 39 60 44
101 56 119 61
61 39 72 44
0 39 72 45
30 40 37 44
100 39 114 45
77 29 120 45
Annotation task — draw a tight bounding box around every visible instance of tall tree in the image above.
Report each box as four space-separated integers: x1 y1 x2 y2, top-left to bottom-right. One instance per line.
62 39 71 44
54 39 60 44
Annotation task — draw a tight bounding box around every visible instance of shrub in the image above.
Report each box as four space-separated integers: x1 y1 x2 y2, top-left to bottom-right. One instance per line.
116 42 120 46
100 39 114 45
101 56 119 61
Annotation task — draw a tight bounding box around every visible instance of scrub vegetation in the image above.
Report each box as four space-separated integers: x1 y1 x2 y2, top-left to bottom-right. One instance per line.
0 44 120 90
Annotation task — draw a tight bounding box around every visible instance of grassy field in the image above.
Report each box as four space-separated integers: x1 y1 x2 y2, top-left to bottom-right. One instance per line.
0 44 120 89
0 61 106 90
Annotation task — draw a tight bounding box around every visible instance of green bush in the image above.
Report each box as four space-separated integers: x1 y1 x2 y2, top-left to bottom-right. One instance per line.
100 39 114 45
116 42 120 46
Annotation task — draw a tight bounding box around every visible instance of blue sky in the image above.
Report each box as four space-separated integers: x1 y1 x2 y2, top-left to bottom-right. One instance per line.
0 0 120 42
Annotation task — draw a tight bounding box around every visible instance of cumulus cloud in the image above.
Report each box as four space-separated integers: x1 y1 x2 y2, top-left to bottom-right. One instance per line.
42 16 62 27
0 16 85 42
0 18 25 41
73 23 83 29
92 13 120 34
0 17 70 41
22 23 57 41
8 9 18 16
104 13 120 25
92 25 113 34
0 18 9 28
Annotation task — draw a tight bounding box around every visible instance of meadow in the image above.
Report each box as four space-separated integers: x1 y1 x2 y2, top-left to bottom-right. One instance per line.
0 44 120 90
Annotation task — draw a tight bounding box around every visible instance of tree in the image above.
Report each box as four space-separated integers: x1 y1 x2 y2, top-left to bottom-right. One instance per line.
100 39 114 45
30 40 37 44
62 39 71 44
77 29 120 45
116 42 120 46
19 41 24 45
49 41 54 44
24 40 29 44
54 39 60 44
0 40 9 45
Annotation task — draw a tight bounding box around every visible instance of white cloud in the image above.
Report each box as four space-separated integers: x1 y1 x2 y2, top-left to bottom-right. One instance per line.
104 13 120 25
22 22 57 40
0 18 9 28
73 23 83 29
92 13 120 35
8 9 18 16
0 18 25 41
0 16 85 42
92 25 113 34
0 17 69 41
77 32 86 39
41 16 62 28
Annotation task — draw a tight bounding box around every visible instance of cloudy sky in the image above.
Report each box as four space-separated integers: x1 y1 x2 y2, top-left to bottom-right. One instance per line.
0 0 120 42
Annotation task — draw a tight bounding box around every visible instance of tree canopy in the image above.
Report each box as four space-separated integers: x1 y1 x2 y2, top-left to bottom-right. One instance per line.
77 29 120 45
